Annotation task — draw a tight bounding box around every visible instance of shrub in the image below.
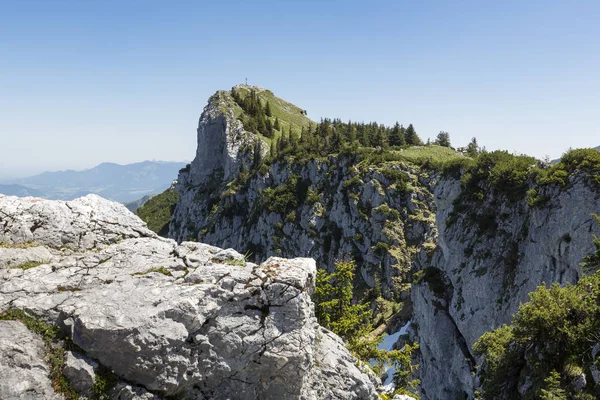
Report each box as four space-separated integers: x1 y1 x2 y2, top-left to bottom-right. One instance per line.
474 270 600 399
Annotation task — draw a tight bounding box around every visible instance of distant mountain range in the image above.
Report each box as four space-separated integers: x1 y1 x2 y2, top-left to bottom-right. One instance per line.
0 184 44 198
0 161 187 203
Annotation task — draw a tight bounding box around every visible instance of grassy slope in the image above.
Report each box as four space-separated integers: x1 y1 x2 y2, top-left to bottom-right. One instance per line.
392 145 463 164
135 188 178 237
231 85 314 145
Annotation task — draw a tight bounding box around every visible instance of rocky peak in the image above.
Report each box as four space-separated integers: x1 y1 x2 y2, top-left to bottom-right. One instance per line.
181 85 312 189
185 89 248 186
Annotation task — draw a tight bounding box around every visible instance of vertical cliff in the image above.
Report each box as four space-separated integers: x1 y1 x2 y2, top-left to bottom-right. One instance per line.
412 172 600 399
170 86 440 303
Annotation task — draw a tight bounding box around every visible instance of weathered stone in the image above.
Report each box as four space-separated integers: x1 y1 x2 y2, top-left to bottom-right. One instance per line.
63 351 98 394
0 194 378 400
0 320 62 400
392 395 416 400
412 175 600 399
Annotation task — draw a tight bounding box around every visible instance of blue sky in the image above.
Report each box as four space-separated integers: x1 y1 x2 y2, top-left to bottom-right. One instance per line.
1 1 599 179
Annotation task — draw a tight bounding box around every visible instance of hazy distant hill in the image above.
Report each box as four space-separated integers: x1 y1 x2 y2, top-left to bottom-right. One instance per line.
124 194 152 212
3 161 187 203
0 184 44 197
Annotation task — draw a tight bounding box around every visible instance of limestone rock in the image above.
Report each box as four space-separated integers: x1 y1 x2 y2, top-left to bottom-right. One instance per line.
0 320 62 400
412 174 600 399
63 351 98 394
0 194 378 400
392 395 416 400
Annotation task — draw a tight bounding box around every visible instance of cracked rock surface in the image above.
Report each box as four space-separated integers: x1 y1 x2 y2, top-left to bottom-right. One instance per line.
0 320 61 400
0 194 378 400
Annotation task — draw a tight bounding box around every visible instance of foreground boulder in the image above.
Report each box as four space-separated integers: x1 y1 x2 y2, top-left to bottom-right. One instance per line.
0 194 379 400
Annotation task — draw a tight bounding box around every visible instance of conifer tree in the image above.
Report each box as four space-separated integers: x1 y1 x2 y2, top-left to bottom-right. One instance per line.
466 137 480 157
372 125 388 149
270 138 277 158
330 126 343 153
389 122 405 146
265 101 273 117
289 128 299 150
278 129 288 153
266 119 274 138
346 121 357 143
361 125 370 147
252 139 263 168
300 126 308 145
274 117 281 131
435 131 451 147
404 124 423 146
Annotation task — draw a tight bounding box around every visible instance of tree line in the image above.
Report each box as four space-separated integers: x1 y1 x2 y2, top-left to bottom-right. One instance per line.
231 88 480 167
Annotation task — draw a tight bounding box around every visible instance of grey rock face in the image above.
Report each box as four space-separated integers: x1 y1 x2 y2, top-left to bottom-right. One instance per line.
412 175 600 399
0 194 153 250
188 91 254 186
173 150 436 301
63 351 98 394
0 320 62 400
0 194 378 400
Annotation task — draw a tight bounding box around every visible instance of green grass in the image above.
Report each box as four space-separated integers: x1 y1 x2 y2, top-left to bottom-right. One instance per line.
232 85 314 134
0 241 40 249
10 260 48 270
135 188 179 237
0 309 80 399
223 259 246 267
392 145 465 165
355 145 465 171
132 266 173 277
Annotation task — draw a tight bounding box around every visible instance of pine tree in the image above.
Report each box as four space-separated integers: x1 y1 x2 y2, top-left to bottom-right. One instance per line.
346 121 357 143
330 126 343 153
404 124 423 146
278 129 288 154
539 371 566 400
289 128 299 150
372 125 388 149
435 131 451 147
252 139 263 168
265 101 273 117
389 122 405 146
270 138 277 158
266 119 274 138
466 137 480 157
274 117 281 131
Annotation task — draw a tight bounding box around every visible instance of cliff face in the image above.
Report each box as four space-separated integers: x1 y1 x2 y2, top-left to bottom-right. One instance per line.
186 90 254 186
413 175 600 399
0 194 379 400
171 86 437 302
168 86 600 399
173 157 436 300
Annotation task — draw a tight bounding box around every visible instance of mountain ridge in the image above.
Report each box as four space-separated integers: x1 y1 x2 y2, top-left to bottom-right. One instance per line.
1 160 187 203
157 86 600 399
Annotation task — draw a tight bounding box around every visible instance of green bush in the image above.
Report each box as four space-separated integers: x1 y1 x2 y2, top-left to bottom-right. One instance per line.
474 270 600 399
536 148 600 187
460 151 536 202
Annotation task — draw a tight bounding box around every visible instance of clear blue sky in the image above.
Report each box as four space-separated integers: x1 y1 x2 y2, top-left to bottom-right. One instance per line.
1 1 599 179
